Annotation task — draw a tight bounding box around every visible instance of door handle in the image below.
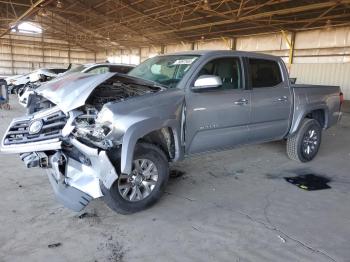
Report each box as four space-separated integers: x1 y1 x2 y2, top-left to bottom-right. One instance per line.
275 96 288 102
234 98 249 105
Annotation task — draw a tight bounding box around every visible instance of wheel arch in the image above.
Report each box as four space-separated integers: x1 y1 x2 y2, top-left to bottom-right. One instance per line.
120 118 182 175
289 106 329 136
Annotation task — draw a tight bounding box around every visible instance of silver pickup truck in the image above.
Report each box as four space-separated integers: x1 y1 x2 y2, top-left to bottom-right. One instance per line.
1 51 343 214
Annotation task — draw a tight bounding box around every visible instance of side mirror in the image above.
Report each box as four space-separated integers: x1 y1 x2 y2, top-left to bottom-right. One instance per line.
192 75 222 92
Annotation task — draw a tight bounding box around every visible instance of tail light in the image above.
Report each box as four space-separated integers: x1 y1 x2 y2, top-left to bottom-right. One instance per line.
340 92 344 107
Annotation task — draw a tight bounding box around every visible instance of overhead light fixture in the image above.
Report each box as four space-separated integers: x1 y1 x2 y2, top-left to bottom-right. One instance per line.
56 0 63 8
38 8 48 17
11 22 42 34
201 0 211 10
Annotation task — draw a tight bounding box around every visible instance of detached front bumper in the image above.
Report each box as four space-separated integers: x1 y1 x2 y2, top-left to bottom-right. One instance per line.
47 167 93 212
19 140 118 212
16 143 118 211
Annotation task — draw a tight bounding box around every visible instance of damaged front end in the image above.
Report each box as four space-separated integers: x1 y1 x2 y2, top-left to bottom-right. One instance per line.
0 72 163 211
1 105 118 211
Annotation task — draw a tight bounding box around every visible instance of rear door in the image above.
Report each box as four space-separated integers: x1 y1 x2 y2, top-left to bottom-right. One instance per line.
185 56 251 154
248 58 292 142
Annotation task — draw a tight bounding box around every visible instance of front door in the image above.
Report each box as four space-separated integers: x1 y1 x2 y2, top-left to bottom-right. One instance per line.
185 57 251 154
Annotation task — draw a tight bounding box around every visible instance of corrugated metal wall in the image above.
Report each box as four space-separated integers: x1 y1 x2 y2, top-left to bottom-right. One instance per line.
78 36 350 101
290 63 350 99
1 26 350 99
0 34 97 76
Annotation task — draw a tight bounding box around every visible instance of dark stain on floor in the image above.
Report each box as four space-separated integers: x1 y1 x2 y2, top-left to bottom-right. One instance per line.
284 174 332 191
170 169 186 178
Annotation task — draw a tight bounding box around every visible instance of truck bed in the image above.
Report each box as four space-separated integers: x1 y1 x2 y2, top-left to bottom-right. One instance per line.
291 84 339 89
289 83 341 134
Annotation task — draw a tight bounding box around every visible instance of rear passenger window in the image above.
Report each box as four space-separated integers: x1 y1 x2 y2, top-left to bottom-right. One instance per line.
248 59 282 88
197 57 242 90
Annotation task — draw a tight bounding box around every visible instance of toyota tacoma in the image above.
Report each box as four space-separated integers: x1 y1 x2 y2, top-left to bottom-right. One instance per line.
0 51 343 214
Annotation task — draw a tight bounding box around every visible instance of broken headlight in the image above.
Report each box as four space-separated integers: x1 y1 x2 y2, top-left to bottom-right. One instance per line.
74 106 113 148
75 124 111 141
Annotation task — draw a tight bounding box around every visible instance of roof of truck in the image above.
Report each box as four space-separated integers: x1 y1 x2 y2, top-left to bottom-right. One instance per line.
163 50 280 60
83 63 135 68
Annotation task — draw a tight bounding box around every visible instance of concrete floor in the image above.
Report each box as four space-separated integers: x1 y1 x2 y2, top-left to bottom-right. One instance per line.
1 97 350 262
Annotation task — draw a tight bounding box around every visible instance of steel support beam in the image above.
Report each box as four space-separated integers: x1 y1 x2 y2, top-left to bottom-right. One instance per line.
145 0 350 36
281 30 295 71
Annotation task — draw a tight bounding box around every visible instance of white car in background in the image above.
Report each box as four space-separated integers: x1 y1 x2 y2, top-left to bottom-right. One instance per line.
61 63 135 76
6 74 30 93
21 63 135 111
7 66 71 94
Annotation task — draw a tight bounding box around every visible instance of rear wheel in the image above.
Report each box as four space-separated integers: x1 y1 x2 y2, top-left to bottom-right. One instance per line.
101 142 169 214
287 119 322 162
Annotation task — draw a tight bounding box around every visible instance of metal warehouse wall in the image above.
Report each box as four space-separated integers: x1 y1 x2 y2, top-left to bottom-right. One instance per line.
0 34 97 76
290 63 350 100
1 26 349 98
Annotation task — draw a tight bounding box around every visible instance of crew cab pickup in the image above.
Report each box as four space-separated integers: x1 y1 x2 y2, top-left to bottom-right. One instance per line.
0 51 343 214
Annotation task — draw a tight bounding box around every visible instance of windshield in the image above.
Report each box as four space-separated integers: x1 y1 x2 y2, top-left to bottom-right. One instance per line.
128 55 199 88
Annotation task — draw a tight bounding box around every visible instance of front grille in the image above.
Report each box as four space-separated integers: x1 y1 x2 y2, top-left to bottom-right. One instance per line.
3 110 67 145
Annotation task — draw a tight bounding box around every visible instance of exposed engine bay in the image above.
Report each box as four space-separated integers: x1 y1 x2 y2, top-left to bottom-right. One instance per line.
86 76 162 110
29 75 163 151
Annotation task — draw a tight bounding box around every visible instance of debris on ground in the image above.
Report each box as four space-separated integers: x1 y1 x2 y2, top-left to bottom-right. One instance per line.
208 171 219 178
235 169 245 175
78 212 98 219
192 225 201 232
48 243 62 248
278 235 286 243
170 169 186 178
284 174 331 191
97 237 125 262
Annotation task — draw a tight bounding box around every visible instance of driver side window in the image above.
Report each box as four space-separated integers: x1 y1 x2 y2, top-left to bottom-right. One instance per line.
197 57 242 90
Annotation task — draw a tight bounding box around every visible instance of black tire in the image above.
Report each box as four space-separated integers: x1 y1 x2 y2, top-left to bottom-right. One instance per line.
101 142 169 214
287 119 322 162
13 84 23 95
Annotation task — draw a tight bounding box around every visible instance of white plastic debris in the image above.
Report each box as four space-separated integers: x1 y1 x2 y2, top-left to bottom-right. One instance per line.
278 235 286 243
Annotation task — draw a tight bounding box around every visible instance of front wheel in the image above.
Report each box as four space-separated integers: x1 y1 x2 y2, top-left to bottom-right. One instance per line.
287 119 322 162
101 143 169 214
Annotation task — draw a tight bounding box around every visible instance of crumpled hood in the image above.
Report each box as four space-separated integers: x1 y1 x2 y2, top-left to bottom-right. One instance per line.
36 72 116 113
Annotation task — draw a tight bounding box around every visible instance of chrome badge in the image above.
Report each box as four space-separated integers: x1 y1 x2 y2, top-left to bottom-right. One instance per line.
28 119 43 134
